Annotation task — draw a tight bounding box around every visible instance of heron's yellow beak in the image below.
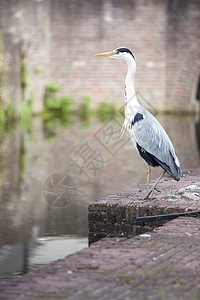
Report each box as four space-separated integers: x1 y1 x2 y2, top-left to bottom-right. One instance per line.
95 50 116 57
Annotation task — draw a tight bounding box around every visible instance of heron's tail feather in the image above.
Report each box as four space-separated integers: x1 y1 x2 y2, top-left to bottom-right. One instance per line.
169 151 182 181
153 150 182 181
169 165 182 181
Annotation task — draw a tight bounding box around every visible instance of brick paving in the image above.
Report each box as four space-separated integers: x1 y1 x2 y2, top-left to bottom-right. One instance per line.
0 216 200 300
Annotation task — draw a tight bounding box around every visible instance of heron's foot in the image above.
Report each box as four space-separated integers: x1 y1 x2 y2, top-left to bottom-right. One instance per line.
155 187 161 193
143 189 154 200
143 170 165 200
143 185 159 200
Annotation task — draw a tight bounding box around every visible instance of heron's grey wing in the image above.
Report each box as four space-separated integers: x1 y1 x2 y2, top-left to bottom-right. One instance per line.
131 108 181 180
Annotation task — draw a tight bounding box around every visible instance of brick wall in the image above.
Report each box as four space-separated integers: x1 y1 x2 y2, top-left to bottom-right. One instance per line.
0 0 199 113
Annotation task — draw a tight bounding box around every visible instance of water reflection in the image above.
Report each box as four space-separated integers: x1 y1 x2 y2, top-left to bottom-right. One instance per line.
0 114 200 278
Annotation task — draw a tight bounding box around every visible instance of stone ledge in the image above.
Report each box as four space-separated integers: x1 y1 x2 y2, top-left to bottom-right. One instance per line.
88 168 200 244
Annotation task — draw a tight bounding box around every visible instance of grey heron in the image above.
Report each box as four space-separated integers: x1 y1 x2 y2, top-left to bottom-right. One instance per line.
95 47 182 199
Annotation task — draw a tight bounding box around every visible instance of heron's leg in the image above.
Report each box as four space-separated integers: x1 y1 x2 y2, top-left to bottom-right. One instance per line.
143 170 166 200
146 164 151 193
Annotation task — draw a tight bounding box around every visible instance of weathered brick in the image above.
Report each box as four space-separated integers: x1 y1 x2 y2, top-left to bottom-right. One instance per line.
88 212 107 224
88 202 107 212
0 0 199 113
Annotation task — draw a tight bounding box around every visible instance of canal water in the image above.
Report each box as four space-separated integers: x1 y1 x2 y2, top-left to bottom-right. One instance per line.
0 114 200 279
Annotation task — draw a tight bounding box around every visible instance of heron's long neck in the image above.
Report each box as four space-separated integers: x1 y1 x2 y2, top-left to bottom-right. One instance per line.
125 61 140 123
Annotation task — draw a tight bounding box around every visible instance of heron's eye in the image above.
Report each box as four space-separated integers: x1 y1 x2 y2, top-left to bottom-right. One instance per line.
116 51 119 54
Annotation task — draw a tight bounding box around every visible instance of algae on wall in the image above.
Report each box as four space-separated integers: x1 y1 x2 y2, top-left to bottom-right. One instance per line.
0 32 7 106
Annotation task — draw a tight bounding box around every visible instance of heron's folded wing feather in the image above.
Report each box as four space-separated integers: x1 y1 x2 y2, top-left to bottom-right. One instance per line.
131 108 181 171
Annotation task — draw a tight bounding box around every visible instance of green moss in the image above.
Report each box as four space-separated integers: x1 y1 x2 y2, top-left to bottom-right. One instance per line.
19 139 28 179
140 238 148 243
43 117 74 132
0 103 5 125
121 218 126 226
60 96 74 116
97 101 116 120
77 96 91 117
0 102 18 134
20 98 34 133
44 82 74 118
21 58 29 94
5 102 15 119
46 83 60 94
43 82 123 122
34 66 41 74
174 276 181 281
43 127 59 143
44 95 74 117
44 97 61 111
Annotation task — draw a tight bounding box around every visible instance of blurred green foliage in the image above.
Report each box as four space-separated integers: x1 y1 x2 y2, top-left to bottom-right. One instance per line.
0 81 123 136
44 83 74 119
46 83 60 94
96 101 117 121
77 96 91 116
20 99 33 133
19 139 28 179
21 58 29 96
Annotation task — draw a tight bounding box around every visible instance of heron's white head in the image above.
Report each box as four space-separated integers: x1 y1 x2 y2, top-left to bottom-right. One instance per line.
95 47 136 66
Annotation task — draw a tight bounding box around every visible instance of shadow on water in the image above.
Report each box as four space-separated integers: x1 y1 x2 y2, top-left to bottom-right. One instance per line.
0 114 200 279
